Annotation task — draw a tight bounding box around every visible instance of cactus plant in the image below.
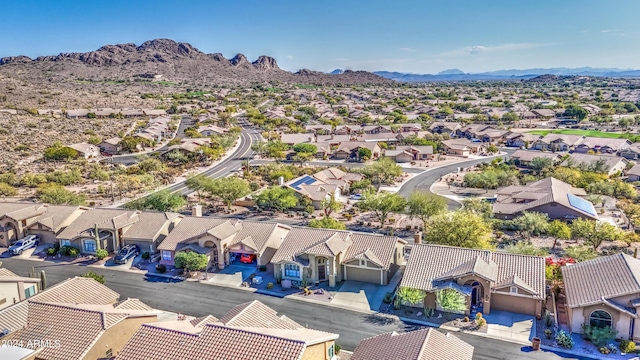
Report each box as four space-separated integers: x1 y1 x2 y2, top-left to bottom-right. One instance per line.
40 270 46 290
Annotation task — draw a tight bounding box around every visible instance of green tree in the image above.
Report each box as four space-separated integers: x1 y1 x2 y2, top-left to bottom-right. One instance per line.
265 141 289 161
501 111 520 123
512 211 549 240
571 218 621 250
406 191 447 229
36 184 86 205
125 189 186 212
321 194 342 216
0 182 17 197
423 211 492 249
357 158 403 189
256 187 298 212
174 252 208 273
308 216 347 230
87 135 102 145
292 143 317 154
530 157 554 174
43 141 78 161
185 174 210 202
205 177 251 209
436 289 467 313
81 271 105 284
564 104 588 121
503 242 549 256
563 245 599 261
357 191 407 224
461 198 493 219
358 147 372 161
548 220 572 249
396 287 425 306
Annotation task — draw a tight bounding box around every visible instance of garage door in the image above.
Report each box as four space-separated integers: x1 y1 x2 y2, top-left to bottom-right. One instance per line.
345 266 382 285
491 293 538 316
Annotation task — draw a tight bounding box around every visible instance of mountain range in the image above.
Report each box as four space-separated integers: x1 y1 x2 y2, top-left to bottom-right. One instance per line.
370 67 640 82
0 39 391 85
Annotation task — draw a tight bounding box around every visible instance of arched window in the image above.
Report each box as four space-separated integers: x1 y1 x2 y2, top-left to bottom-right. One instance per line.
589 310 612 328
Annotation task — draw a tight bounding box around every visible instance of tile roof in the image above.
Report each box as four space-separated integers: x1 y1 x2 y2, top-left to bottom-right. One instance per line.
121 211 180 240
0 268 18 277
563 153 627 173
562 253 640 308
352 328 473 360
400 244 545 299
115 298 154 311
344 233 405 270
220 300 301 329
510 149 561 162
27 205 86 232
157 217 232 251
493 177 595 219
0 277 120 333
57 208 140 239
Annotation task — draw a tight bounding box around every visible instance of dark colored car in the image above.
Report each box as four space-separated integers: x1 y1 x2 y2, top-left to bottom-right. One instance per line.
114 245 140 264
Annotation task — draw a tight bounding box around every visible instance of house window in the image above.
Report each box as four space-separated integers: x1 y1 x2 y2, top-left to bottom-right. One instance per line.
328 344 335 358
105 349 113 357
590 310 613 328
162 250 172 261
284 263 300 278
60 239 71 246
24 285 36 299
83 239 97 253
359 259 366 267
510 286 518 294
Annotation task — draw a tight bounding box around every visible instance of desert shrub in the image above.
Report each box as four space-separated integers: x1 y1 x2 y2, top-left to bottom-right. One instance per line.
583 325 617 347
59 245 79 256
46 247 57 256
95 249 108 260
267 282 274 289
155 264 167 273
141 252 150 260
81 271 104 284
555 330 575 349
475 312 483 321
68 247 80 256
383 292 394 304
476 317 486 327
619 340 636 353
259 265 267 272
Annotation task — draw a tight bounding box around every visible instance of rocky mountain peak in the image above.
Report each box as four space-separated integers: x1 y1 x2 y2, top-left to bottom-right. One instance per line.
252 56 279 71
0 55 32 65
230 53 249 66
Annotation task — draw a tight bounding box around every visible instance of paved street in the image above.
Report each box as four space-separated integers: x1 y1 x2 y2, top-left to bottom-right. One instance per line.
0 257 579 359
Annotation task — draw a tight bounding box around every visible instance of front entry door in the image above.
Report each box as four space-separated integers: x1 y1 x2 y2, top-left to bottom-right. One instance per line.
318 265 326 281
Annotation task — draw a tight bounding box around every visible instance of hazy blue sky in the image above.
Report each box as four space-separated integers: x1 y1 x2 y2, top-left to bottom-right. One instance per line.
1 0 639 73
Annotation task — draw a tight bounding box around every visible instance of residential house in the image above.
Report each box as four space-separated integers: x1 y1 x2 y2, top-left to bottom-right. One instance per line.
67 142 101 159
562 254 640 341
91 107 119 118
312 167 363 192
280 133 315 145
493 177 598 220
56 209 142 254
0 109 18 115
334 142 381 160
136 116 171 142
157 217 290 270
354 133 399 143
197 125 227 136
400 244 545 316
99 137 122 154
362 125 392 134
582 104 602 116
574 138 632 154
271 228 407 287
316 134 352 145
563 153 629 176
143 109 167 118
385 145 434 163
314 142 333 158
0 268 40 310
305 124 333 134
620 143 640 160
628 163 640 182
66 109 90 119
429 122 461 135
115 300 339 360
284 175 341 209
335 125 359 135
24 205 88 244
120 212 183 254
351 328 474 360
505 133 541 148
531 134 585 151
120 109 144 118
1 296 157 360
441 139 486 157
531 109 557 119
399 123 423 132
509 150 562 168
0 203 51 246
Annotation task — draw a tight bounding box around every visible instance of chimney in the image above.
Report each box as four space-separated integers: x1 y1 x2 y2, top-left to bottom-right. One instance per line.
414 231 422 244
278 176 285 186
192 204 202 217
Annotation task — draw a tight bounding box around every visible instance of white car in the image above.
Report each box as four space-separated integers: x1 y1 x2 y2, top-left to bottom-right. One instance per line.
8 235 39 255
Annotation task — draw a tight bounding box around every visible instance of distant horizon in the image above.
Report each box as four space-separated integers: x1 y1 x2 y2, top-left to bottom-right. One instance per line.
1 0 639 73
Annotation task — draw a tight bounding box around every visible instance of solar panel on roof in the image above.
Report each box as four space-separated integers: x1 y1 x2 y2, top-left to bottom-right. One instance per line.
567 194 597 217
289 175 318 190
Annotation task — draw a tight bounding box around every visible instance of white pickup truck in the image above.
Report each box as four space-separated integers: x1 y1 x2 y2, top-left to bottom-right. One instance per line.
8 235 39 255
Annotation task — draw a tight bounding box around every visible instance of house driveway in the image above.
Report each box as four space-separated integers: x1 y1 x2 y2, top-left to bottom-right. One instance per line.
484 310 534 344
329 270 403 312
208 264 256 287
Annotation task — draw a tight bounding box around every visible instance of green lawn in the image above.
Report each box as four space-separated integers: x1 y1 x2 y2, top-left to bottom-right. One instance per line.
527 129 627 139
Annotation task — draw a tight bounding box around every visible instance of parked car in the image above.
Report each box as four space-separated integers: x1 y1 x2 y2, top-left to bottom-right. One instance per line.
114 245 140 264
8 235 39 255
239 253 256 264
349 194 365 200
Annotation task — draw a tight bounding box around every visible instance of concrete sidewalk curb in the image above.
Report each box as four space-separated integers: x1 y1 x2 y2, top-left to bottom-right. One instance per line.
144 272 186 281
539 344 603 360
